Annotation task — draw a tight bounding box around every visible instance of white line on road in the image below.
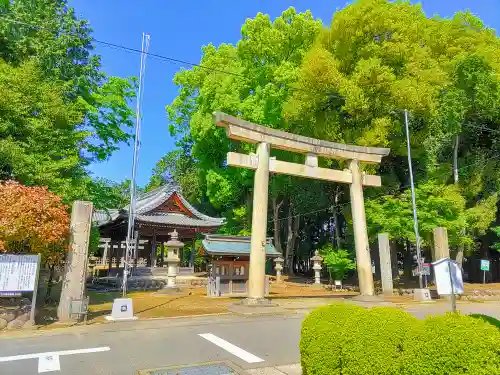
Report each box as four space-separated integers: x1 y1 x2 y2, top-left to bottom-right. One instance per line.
199 333 264 364
0 346 110 373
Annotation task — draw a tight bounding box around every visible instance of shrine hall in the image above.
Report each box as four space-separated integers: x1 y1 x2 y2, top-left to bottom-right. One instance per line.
92 183 224 273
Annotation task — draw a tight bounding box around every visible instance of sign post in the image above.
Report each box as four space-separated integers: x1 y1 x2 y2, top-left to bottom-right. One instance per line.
0 254 41 326
421 263 431 288
480 259 490 284
432 258 463 313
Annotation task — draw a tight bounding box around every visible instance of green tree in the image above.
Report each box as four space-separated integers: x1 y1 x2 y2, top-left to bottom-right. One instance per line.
0 0 136 203
165 8 325 267
320 244 356 281
161 1 500 280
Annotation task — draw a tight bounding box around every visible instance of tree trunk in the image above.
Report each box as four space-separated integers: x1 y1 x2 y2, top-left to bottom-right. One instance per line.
285 204 299 274
291 215 300 273
45 264 55 302
453 134 459 184
403 240 413 278
333 187 342 249
285 212 294 274
272 197 283 255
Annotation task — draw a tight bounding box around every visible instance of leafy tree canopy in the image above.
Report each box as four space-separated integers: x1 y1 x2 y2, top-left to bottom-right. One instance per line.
0 0 136 206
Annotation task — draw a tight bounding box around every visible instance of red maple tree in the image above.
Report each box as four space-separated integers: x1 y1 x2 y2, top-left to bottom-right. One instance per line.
0 181 70 263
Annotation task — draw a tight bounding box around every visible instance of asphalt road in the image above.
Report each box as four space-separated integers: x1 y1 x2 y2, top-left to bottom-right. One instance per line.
1 301 500 375
0 314 303 375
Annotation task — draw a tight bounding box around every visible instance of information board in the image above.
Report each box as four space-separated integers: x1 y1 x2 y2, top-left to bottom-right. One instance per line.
432 258 464 295
421 263 431 276
0 254 39 292
480 259 490 271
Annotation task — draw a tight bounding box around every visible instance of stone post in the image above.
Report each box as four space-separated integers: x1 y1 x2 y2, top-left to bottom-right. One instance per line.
311 250 323 285
247 142 270 303
165 230 183 288
101 239 110 265
274 257 284 283
349 159 375 296
433 227 450 261
378 233 393 296
57 201 93 322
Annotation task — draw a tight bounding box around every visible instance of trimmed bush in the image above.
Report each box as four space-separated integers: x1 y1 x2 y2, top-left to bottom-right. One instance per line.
341 307 417 375
300 304 500 375
300 303 365 375
300 303 417 375
470 313 500 329
403 313 500 375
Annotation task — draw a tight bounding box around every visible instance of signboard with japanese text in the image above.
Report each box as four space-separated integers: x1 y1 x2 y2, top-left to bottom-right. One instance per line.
0 254 39 292
432 258 464 295
421 263 431 276
480 259 490 271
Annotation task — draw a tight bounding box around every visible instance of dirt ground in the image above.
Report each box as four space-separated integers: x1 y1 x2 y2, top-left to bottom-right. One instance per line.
33 279 356 328
34 278 500 329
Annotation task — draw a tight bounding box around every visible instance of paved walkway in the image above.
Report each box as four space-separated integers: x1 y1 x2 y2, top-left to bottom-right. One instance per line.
0 301 499 374
247 363 301 375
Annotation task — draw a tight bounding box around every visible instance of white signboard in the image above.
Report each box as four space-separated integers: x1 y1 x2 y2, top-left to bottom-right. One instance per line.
0 254 39 292
432 258 464 295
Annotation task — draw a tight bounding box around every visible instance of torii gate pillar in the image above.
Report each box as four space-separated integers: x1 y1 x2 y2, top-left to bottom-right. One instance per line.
349 159 374 296
248 142 270 302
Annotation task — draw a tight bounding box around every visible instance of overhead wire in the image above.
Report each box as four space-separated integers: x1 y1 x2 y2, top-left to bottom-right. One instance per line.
4 15 500 132
265 154 500 225
3 15 500 227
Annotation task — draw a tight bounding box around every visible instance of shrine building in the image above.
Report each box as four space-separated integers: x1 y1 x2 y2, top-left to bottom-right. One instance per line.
92 183 224 273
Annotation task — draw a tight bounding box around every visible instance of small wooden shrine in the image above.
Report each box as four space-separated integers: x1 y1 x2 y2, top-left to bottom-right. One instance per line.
200 234 280 295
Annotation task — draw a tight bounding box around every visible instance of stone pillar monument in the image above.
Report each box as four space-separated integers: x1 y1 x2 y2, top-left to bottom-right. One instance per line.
311 250 323 285
101 239 110 265
247 142 270 304
274 257 284 283
58 201 93 322
433 227 450 261
378 233 393 296
349 159 374 296
165 230 183 288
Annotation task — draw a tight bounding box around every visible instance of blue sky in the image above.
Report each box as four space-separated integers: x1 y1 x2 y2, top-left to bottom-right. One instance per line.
69 0 500 187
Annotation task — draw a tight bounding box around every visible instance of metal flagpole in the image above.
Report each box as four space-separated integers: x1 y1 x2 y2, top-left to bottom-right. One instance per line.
404 109 424 289
122 33 151 297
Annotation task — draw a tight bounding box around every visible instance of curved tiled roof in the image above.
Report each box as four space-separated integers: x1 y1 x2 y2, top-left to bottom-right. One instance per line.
92 182 224 228
201 234 280 257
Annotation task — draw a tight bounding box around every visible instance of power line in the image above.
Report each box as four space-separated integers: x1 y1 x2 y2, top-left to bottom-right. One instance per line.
463 123 500 135
0 16 249 79
4 15 500 225
266 154 500 225
5 15 500 137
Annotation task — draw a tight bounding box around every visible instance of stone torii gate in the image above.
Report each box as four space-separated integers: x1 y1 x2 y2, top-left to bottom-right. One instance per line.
214 112 390 303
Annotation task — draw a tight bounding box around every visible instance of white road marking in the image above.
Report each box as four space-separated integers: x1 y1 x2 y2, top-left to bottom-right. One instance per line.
0 346 110 373
38 354 60 373
199 333 264 364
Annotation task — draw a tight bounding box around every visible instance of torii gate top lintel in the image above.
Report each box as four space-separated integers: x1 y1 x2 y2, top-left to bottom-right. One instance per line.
214 111 390 164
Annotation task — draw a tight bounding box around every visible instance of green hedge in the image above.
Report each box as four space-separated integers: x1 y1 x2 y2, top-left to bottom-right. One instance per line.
403 313 500 375
300 304 500 375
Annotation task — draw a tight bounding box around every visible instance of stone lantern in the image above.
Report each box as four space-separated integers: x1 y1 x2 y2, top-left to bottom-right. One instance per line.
311 250 323 285
274 257 284 283
165 230 183 288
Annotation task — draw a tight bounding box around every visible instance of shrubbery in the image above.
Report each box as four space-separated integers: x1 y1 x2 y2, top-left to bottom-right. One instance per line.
300 304 500 375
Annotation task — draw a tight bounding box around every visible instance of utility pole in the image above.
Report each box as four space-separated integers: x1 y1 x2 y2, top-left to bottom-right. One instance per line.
404 109 423 289
122 33 151 297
